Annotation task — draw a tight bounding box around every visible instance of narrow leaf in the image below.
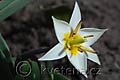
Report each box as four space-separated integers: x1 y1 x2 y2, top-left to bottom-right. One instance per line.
30 60 40 80
0 50 5 59
0 59 14 80
0 34 10 59
53 73 70 80
0 0 32 21
0 0 14 10
15 75 24 80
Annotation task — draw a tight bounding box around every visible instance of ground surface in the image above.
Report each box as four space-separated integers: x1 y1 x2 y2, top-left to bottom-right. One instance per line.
0 0 120 80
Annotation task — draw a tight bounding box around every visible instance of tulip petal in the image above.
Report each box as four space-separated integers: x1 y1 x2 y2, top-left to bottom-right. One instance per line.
67 52 88 77
87 52 101 65
38 43 66 61
79 28 108 46
52 16 71 44
69 2 81 29
86 47 101 65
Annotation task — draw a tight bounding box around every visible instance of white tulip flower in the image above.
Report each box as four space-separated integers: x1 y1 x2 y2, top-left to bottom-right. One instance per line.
38 2 107 77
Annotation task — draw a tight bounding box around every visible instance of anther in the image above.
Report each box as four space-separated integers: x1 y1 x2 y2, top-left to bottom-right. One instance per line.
73 21 82 34
69 21 82 38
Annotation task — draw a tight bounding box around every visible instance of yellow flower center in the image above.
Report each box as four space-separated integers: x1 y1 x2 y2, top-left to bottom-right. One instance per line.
64 22 96 56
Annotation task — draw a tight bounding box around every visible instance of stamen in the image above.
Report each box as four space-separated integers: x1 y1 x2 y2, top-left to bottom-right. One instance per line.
69 21 82 37
67 43 71 50
79 45 96 53
78 48 83 52
84 35 94 38
73 21 82 34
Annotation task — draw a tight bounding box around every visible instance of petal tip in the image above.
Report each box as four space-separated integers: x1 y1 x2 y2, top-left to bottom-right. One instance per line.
52 16 61 23
75 1 79 8
98 61 101 65
81 72 88 78
38 58 42 61
104 28 109 31
38 59 41 61
100 28 108 32
52 16 56 20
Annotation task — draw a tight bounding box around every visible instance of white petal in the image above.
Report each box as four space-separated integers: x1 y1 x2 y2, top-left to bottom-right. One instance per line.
79 28 108 46
67 52 88 77
52 16 71 44
38 43 66 61
69 2 81 29
87 52 101 65
86 47 101 65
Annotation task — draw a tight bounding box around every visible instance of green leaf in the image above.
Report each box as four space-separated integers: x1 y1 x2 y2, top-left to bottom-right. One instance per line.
0 50 5 59
11 57 16 67
45 62 54 80
45 61 53 73
30 60 40 80
0 0 14 10
42 62 70 80
0 59 14 80
0 34 10 59
41 62 54 80
16 60 32 78
0 0 32 21
53 73 70 80
21 62 31 73
15 75 24 80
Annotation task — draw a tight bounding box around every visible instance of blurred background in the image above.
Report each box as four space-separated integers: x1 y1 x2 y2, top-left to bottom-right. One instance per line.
0 0 120 80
